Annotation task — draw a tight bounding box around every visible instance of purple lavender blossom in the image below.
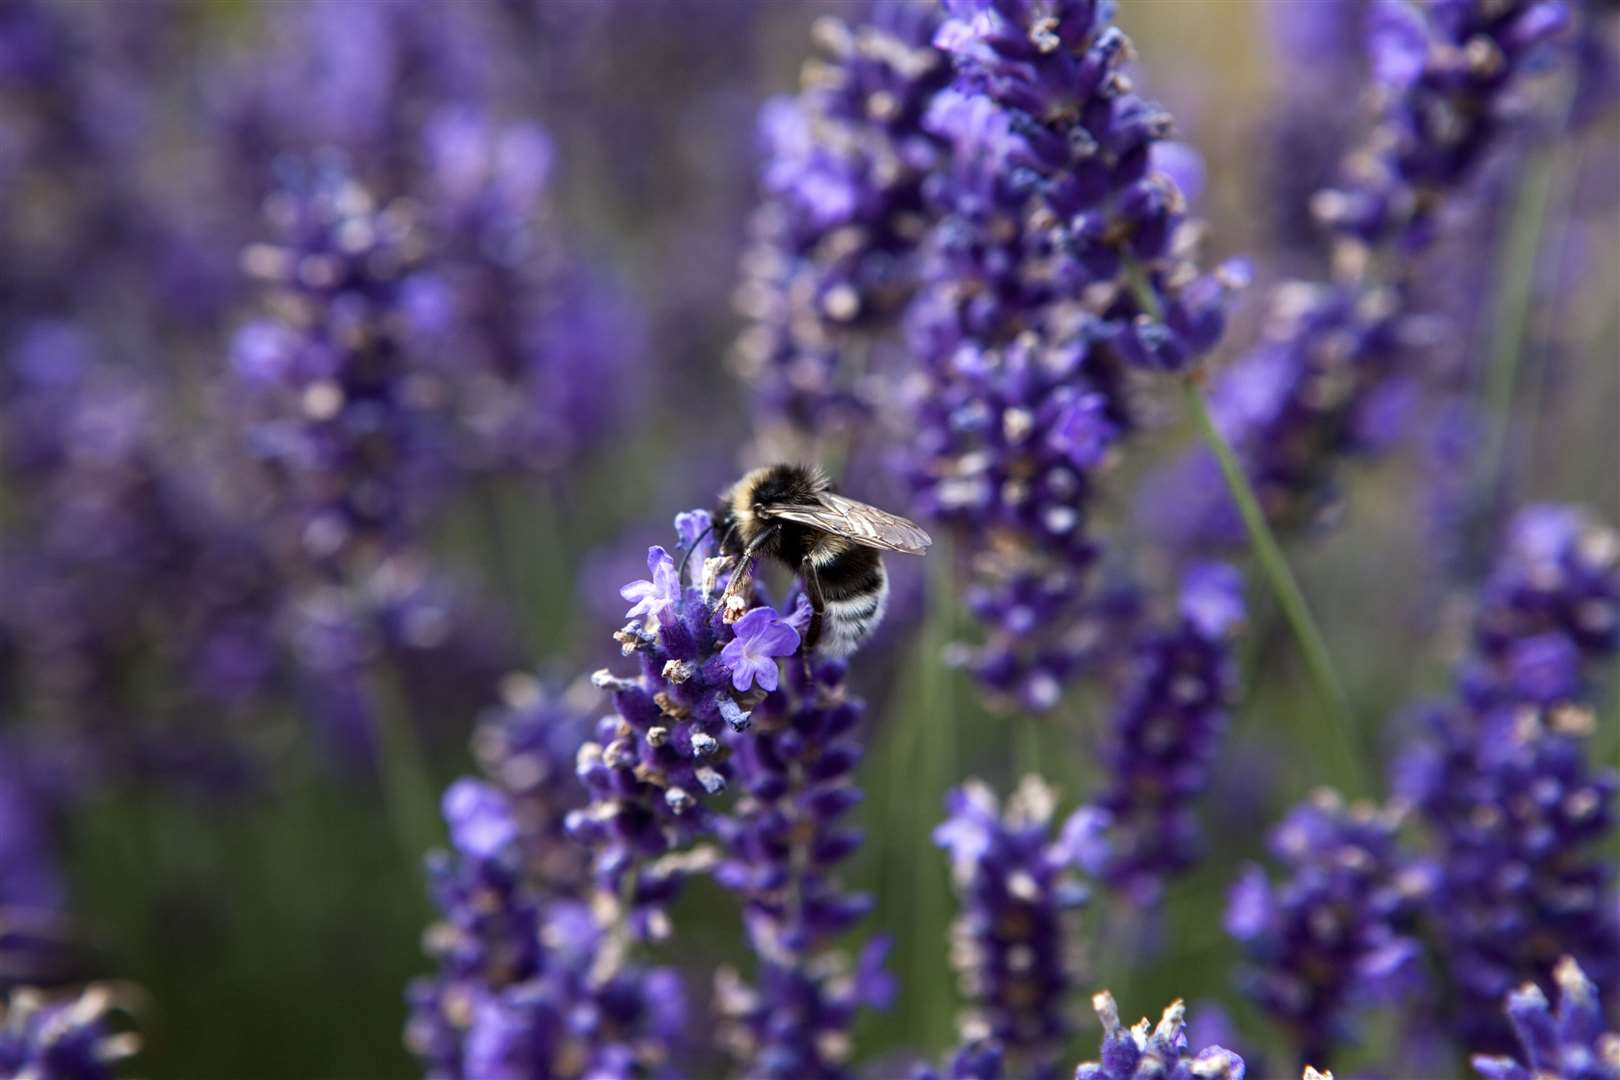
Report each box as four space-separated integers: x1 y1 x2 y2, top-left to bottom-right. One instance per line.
409 106 647 476
899 0 1245 708
231 160 450 561
0 327 283 736
469 674 592 893
407 780 686 1078
1226 790 1429 1067
1257 0 1369 262
1398 701 1619 1053
713 658 884 1078
1471 956 1620 1080
1073 992 1246 1080
0 985 137 1079
720 608 802 693
1460 505 1620 708
1323 0 1573 251
1392 504 1620 1052
1151 0 1575 549
566 511 806 924
733 0 952 438
910 1039 1007 1080
934 777 1092 1076
1068 564 1244 902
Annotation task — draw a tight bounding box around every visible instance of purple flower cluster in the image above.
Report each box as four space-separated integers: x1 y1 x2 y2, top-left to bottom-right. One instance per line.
1156 0 1575 547
1459 504 1620 708
468 675 593 893
566 514 835 930
0 328 282 733
1073 992 1246 1080
1321 0 1573 252
933 777 1091 1076
911 1039 1007 1080
1471 956 1620 1080
1256 0 1370 262
413 511 894 1075
231 161 449 562
1400 701 1618 1053
1068 564 1244 902
713 658 886 1079
734 0 952 438
0 985 137 1079
1225 790 1429 1065
1396 505 1619 1052
406 778 687 1079
896 0 1246 707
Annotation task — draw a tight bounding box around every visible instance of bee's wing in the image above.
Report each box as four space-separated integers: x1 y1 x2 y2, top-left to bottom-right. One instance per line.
769 492 933 555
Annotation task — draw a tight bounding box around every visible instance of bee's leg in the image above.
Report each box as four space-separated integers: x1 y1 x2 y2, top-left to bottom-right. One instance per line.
722 525 776 600
798 556 826 653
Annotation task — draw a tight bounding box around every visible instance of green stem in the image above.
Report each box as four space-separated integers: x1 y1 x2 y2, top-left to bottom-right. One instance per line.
370 665 442 869
914 545 960 1051
1476 146 1567 511
1181 379 1369 793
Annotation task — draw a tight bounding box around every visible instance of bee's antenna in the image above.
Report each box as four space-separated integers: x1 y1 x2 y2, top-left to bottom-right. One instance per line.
676 522 717 583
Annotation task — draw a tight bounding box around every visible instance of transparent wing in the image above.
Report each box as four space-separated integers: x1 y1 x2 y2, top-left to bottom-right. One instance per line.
768 492 933 555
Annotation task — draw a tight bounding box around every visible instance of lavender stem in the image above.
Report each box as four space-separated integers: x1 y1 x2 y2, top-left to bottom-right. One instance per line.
372 669 442 866
1181 378 1368 793
1478 143 1568 512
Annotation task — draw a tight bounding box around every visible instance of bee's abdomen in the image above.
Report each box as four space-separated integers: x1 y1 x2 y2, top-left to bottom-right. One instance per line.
816 548 889 658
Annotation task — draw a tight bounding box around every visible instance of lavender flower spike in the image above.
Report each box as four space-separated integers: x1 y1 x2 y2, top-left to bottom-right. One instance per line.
713 657 883 1078
1070 563 1244 902
903 0 1246 708
567 512 814 928
407 777 686 1077
1471 957 1620 1080
1073 992 1246 1080
1225 790 1429 1066
935 777 1091 1076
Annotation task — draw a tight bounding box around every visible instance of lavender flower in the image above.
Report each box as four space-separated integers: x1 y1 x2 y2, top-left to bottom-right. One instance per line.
0 327 283 738
900 0 1245 707
713 659 885 1078
232 160 445 562
565 512 806 924
911 1039 1007 1080
1073 993 1246 1080
1322 0 1573 252
1068 564 1244 902
0 986 137 1079
1398 701 1619 1053
407 780 686 1078
1394 504 1620 1051
1225 790 1429 1066
935 777 1091 1076
1471 956 1620 1080
469 674 592 893
733 1 951 439
1257 0 1370 262
1460 505 1620 708
1153 0 1574 547
721 609 802 693
409 106 646 476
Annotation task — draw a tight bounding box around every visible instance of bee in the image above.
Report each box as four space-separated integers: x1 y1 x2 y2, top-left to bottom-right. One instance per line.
700 464 932 658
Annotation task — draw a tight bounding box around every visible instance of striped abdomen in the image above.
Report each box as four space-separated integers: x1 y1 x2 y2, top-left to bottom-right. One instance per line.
814 544 890 658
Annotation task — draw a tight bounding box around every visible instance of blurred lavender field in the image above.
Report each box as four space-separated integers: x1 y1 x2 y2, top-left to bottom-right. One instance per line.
0 1 1616 1078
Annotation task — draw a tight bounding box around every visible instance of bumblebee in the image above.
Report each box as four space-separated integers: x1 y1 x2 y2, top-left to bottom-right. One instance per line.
704 464 932 658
